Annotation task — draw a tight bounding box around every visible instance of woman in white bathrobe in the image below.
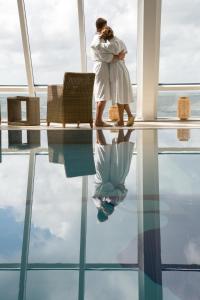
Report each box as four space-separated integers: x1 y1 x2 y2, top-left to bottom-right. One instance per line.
96 26 135 127
93 129 134 222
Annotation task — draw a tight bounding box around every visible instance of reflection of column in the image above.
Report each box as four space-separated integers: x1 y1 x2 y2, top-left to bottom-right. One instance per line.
0 131 1 163
18 150 36 300
78 176 88 300
137 130 162 300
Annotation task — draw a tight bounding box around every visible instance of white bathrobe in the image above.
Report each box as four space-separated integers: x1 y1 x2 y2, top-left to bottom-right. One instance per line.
90 34 113 102
95 36 134 105
93 140 134 206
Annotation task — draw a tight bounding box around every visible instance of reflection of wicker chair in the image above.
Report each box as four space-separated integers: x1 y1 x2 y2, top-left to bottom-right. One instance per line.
48 130 96 178
47 72 95 128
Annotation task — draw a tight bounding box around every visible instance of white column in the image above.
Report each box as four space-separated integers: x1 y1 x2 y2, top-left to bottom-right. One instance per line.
77 0 87 72
137 0 162 120
17 0 35 96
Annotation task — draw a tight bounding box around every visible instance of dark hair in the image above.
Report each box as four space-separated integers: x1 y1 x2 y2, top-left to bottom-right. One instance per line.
96 18 107 31
100 26 114 41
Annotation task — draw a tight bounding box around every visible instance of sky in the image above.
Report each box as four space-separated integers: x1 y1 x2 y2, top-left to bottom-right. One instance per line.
1 0 200 85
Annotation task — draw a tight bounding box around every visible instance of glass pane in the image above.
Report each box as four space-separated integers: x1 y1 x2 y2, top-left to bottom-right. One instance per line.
160 1 200 83
163 272 200 300
0 154 29 262
85 271 138 300
0 272 19 300
24 0 81 84
87 130 137 263
159 154 200 264
0 0 27 85
26 271 78 300
158 91 200 118
29 154 82 263
84 0 137 83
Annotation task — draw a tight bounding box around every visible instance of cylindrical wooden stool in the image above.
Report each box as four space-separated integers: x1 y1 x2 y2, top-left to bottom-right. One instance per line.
177 96 191 120
109 105 119 121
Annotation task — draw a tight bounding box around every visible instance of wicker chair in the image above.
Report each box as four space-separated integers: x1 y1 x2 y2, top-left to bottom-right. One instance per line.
47 72 95 128
48 130 96 177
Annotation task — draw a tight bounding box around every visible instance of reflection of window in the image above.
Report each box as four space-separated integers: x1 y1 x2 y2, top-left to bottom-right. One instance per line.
0 155 29 262
160 1 200 83
29 155 82 263
24 0 81 84
163 272 200 299
159 154 200 264
84 0 137 83
26 271 78 300
0 1 27 85
85 271 138 299
0 272 20 299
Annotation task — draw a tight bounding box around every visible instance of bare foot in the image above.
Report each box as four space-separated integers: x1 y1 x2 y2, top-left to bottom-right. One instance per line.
95 121 112 127
114 121 124 127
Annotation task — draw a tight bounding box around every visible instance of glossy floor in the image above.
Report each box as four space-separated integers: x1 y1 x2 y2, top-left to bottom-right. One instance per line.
0 128 200 300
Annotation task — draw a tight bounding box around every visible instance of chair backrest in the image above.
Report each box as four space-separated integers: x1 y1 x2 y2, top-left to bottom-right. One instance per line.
62 72 95 123
47 85 64 123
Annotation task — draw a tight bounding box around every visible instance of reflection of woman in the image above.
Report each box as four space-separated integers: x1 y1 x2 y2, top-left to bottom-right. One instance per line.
93 129 134 222
95 26 134 127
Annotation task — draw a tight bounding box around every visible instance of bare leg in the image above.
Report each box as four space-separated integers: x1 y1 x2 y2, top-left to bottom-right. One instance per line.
117 103 125 126
117 129 125 143
124 104 133 118
95 101 106 126
124 104 135 126
96 129 107 145
124 129 134 142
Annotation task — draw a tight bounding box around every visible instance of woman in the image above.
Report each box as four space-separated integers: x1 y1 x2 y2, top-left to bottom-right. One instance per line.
93 129 134 222
96 26 135 127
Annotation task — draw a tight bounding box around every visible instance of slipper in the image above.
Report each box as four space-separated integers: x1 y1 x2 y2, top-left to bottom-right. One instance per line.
126 116 135 127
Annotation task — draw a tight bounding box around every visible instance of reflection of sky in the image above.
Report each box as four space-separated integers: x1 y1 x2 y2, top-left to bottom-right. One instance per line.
0 209 23 261
0 272 19 300
1 129 200 299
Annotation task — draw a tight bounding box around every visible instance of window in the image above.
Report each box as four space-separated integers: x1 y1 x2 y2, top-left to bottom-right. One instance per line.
0 0 27 85
24 0 81 84
84 0 137 83
159 0 200 83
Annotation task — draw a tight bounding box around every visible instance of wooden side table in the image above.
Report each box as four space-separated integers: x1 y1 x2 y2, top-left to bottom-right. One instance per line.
7 96 40 125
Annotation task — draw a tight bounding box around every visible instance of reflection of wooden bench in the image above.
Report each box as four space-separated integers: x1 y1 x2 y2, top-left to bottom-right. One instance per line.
8 130 40 149
47 72 95 128
7 96 40 125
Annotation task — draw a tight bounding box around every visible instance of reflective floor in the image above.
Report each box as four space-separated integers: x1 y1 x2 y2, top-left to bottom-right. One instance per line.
0 128 200 300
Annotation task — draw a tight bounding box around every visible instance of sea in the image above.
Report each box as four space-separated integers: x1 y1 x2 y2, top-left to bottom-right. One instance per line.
1 90 200 121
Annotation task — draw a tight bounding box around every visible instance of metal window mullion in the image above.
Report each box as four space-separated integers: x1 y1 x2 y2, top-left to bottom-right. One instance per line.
78 176 88 300
18 150 36 300
17 0 35 96
77 0 87 72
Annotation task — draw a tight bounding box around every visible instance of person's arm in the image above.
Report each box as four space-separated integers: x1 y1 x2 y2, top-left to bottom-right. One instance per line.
90 35 114 63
